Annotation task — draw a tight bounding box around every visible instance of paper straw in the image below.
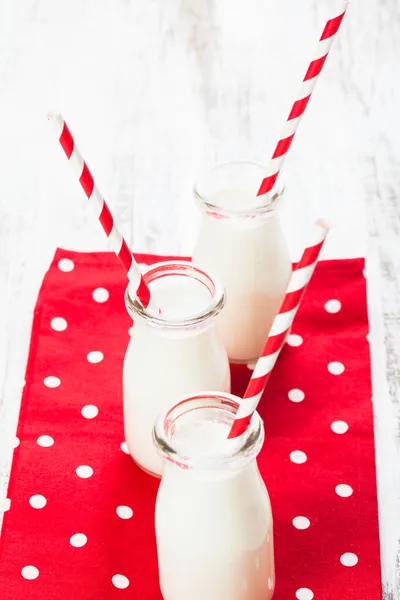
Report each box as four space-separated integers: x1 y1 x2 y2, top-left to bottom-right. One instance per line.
228 219 329 438
47 112 151 308
257 3 350 198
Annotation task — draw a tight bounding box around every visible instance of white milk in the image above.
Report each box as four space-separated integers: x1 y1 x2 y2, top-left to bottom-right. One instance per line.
193 188 292 363
155 415 274 600
123 266 230 476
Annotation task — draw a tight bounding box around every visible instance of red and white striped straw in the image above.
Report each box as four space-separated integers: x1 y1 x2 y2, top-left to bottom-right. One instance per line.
47 112 151 308
257 3 349 198
228 219 329 439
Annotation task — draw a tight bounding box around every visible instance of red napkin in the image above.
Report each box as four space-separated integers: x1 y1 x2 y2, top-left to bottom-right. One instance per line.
0 250 381 599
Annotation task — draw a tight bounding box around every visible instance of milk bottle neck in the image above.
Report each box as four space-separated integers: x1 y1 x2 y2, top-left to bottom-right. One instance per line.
124 260 225 333
153 392 264 475
194 160 284 221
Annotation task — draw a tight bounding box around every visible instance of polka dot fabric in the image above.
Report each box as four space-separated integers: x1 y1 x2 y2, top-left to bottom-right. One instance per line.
0 251 381 599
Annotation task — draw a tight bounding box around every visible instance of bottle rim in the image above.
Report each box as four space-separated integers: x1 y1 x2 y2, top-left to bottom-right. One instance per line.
125 260 225 329
153 391 264 471
194 160 284 219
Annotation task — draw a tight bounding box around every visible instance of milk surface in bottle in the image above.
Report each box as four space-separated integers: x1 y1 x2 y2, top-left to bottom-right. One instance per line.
153 392 275 600
193 161 292 363
123 261 230 477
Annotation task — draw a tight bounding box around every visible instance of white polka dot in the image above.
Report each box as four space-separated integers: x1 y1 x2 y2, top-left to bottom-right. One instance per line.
14 436 20 448
44 376 61 388
328 361 345 375
128 326 134 336
29 494 47 509
81 405 98 419
116 505 133 519
296 589 314 600
51 317 68 331
2 498 11 512
246 362 256 370
37 435 54 447
87 351 104 364
112 574 130 589
290 450 307 464
58 258 74 272
288 389 305 403
366 333 370 342
335 484 353 497
340 552 358 567
331 420 349 434
76 465 93 479
92 288 109 303
70 533 87 547
268 577 273 590
287 334 303 347
325 299 342 313
21 565 39 580
121 442 129 455
292 516 310 530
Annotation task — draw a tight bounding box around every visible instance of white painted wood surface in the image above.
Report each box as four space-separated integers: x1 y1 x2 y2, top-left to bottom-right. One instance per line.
0 0 398 596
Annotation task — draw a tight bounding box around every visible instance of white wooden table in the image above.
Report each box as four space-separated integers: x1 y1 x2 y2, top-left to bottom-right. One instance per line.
0 0 398 597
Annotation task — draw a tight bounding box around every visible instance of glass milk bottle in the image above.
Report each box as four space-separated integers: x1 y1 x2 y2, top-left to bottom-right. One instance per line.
193 161 292 363
123 261 230 477
153 392 275 600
